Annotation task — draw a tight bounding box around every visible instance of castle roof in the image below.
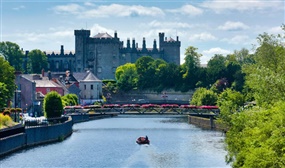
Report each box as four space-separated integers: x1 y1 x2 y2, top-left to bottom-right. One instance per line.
167 37 175 42
93 33 113 39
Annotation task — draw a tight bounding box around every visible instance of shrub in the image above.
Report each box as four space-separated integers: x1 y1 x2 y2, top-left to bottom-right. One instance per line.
0 113 14 128
44 91 63 118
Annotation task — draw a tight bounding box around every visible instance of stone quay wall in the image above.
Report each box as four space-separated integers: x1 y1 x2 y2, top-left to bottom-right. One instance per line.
0 118 73 157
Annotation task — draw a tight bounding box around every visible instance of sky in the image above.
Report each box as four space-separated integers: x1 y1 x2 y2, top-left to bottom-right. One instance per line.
0 0 284 64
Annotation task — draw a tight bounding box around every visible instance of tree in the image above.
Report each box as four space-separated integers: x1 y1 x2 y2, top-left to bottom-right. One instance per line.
243 28 285 107
44 91 63 118
0 41 24 71
207 54 226 85
62 94 78 107
225 101 285 167
216 88 245 127
115 63 138 91
181 46 202 90
135 56 155 90
0 57 16 110
190 87 218 106
27 49 48 74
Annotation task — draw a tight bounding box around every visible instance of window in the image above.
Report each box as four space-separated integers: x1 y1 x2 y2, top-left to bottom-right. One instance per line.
91 85 93 90
47 88 50 93
84 85 86 90
98 67 102 73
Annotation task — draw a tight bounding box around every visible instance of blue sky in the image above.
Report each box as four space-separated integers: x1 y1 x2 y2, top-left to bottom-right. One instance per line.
1 0 284 64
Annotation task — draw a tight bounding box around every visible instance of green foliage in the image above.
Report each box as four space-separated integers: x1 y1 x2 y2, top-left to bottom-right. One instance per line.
0 57 16 110
27 49 48 73
62 94 78 107
115 63 138 91
0 113 15 129
225 101 285 168
135 56 156 90
216 89 245 127
190 88 218 106
0 41 24 71
44 91 63 118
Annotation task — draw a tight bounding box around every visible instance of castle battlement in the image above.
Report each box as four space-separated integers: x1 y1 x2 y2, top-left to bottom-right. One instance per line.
45 29 181 79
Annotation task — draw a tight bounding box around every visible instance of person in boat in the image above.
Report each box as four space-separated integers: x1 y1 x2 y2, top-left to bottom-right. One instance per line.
145 135 148 141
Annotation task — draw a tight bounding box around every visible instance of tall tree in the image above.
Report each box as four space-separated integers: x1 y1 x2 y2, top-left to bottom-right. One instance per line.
27 49 48 74
181 46 202 90
0 57 16 110
243 29 285 106
0 41 24 71
135 56 155 90
207 54 226 84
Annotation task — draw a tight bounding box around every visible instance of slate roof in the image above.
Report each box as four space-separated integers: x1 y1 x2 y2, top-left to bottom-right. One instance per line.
93 32 113 39
167 37 175 42
34 80 62 87
82 71 101 82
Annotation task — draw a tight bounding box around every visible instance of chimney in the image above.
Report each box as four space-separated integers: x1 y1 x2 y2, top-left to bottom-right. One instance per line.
41 69 44 77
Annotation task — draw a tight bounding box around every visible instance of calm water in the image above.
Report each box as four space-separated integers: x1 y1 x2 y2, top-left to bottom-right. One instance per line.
0 115 230 168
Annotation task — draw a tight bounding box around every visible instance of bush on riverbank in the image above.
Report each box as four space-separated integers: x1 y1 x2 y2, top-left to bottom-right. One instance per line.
0 113 16 129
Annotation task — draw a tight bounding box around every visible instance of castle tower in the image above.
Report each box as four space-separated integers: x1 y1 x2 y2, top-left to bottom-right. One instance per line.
158 32 180 65
74 29 90 72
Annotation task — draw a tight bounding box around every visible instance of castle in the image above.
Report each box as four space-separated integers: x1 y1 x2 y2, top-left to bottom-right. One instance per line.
46 29 181 79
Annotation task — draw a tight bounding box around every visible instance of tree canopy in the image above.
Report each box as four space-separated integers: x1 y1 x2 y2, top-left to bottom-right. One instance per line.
0 41 24 72
0 57 16 110
27 49 48 74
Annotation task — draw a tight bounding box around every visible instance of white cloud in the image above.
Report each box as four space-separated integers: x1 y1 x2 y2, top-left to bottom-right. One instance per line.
201 47 231 64
268 26 283 34
202 47 231 56
222 35 251 44
200 0 284 12
168 4 203 16
218 21 249 31
52 3 164 18
148 20 193 29
52 4 83 15
189 32 217 41
90 24 114 36
13 5 25 10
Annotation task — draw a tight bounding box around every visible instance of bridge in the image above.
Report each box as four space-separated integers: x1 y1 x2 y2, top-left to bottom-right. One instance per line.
64 104 220 117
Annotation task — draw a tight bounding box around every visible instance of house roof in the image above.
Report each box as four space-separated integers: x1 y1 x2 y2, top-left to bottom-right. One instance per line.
82 71 101 82
34 80 62 88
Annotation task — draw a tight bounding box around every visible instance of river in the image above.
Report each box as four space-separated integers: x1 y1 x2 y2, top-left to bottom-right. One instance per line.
0 115 230 168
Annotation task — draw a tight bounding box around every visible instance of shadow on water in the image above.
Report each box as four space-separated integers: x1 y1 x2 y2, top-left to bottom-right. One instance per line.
123 144 179 168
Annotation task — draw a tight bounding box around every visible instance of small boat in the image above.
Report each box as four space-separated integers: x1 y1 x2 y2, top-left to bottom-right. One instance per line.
136 136 150 145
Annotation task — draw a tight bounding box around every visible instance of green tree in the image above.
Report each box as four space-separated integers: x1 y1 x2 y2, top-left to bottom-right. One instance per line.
27 49 48 73
243 29 285 107
115 63 138 91
0 57 16 110
0 41 24 71
216 88 245 127
207 54 226 85
62 94 78 107
135 56 155 90
190 87 218 106
44 91 63 118
181 46 202 90
225 101 285 168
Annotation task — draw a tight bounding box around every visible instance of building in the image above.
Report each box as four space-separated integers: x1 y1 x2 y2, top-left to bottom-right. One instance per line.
15 70 102 116
45 30 181 79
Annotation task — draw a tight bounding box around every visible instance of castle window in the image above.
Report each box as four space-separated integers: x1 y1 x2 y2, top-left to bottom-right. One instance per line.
98 67 102 73
84 85 86 90
91 85 93 90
